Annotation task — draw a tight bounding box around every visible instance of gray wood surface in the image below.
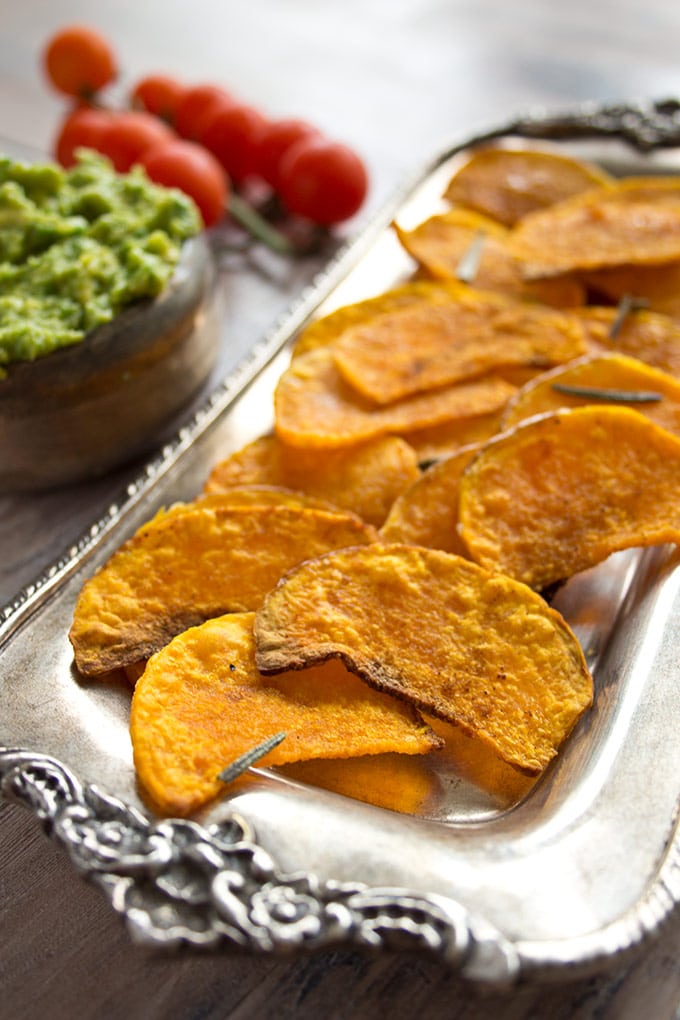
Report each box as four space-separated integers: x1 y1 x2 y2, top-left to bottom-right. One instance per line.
2 1 680 1017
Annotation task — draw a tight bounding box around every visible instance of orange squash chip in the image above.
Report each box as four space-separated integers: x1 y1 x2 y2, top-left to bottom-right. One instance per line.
380 442 482 554
584 261 680 320
509 192 680 279
255 543 592 775
574 306 680 377
130 612 440 816
501 353 680 433
398 409 504 462
291 279 469 358
204 434 420 527
69 501 377 677
332 290 587 405
394 209 585 306
443 146 613 226
274 346 516 449
458 405 680 589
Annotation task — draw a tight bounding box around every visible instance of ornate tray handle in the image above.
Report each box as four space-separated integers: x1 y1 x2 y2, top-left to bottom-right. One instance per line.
479 98 680 152
0 749 519 982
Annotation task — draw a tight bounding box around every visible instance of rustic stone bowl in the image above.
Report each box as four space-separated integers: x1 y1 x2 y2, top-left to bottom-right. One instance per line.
0 235 219 492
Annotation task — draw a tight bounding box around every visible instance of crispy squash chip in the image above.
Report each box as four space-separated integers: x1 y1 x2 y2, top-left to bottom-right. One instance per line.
458 405 680 589
509 192 680 279
204 434 419 527
274 347 516 449
584 261 680 320
380 442 482 554
394 209 585 306
443 146 612 226
398 409 504 462
574 306 680 377
291 279 468 358
501 353 680 434
69 502 376 677
130 612 440 816
255 543 592 775
332 290 587 405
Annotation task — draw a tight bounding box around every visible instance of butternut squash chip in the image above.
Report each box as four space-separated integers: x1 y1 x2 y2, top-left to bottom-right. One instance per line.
509 193 680 279
131 612 440 816
501 353 680 433
274 346 516 449
443 146 612 226
394 209 585 306
584 261 680 320
458 405 680 589
69 501 376 677
204 434 419 527
254 543 592 775
398 409 504 462
380 442 482 554
291 279 468 358
574 306 680 377
332 290 587 405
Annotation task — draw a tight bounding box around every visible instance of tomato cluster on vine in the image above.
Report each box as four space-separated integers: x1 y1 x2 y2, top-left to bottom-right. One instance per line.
43 25 369 237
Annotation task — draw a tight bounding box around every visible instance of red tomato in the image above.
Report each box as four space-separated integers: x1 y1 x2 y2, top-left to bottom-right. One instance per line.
43 25 117 98
52 105 111 166
138 139 228 227
96 111 174 173
174 84 233 140
200 103 268 184
130 74 186 124
278 138 369 224
255 118 319 191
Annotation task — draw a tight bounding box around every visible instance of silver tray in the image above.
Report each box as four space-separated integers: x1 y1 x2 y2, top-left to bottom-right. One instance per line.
3 98 680 989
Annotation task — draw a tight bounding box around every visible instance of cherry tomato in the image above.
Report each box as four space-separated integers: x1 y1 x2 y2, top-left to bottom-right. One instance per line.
138 139 228 227
278 138 369 224
43 25 117 99
96 111 174 173
200 103 268 184
174 84 233 140
255 118 319 191
53 105 111 167
130 74 186 124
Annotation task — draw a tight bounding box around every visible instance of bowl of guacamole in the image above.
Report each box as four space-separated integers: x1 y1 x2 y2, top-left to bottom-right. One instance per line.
0 151 220 491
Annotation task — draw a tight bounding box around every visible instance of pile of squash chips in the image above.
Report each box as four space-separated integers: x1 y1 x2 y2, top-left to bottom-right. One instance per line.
70 144 680 817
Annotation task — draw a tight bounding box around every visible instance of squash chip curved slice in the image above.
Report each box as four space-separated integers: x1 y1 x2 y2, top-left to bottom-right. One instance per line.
394 210 585 306
574 306 680 378
501 353 680 433
332 292 586 405
398 409 504 462
204 434 420 527
255 543 592 775
458 405 680 589
274 347 516 449
380 442 482 554
69 502 377 677
131 612 440 816
443 147 612 226
292 279 469 358
509 197 680 278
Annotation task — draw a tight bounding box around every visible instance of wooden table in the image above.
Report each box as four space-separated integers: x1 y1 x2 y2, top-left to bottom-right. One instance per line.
2 2 680 1016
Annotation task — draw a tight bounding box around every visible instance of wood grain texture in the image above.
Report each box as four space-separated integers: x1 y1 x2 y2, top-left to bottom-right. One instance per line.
3 1 680 1017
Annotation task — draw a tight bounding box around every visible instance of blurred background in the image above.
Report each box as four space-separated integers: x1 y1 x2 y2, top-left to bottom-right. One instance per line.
3 0 680 229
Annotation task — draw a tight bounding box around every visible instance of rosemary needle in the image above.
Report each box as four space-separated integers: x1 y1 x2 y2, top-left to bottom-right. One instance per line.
551 382 663 403
217 732 287 784
608 293 650 339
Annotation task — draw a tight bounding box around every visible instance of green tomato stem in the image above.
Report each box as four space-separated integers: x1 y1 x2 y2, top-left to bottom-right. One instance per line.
227 192 296 256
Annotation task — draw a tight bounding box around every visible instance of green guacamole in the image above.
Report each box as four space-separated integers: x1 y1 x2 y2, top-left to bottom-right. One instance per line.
0 151 201 377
